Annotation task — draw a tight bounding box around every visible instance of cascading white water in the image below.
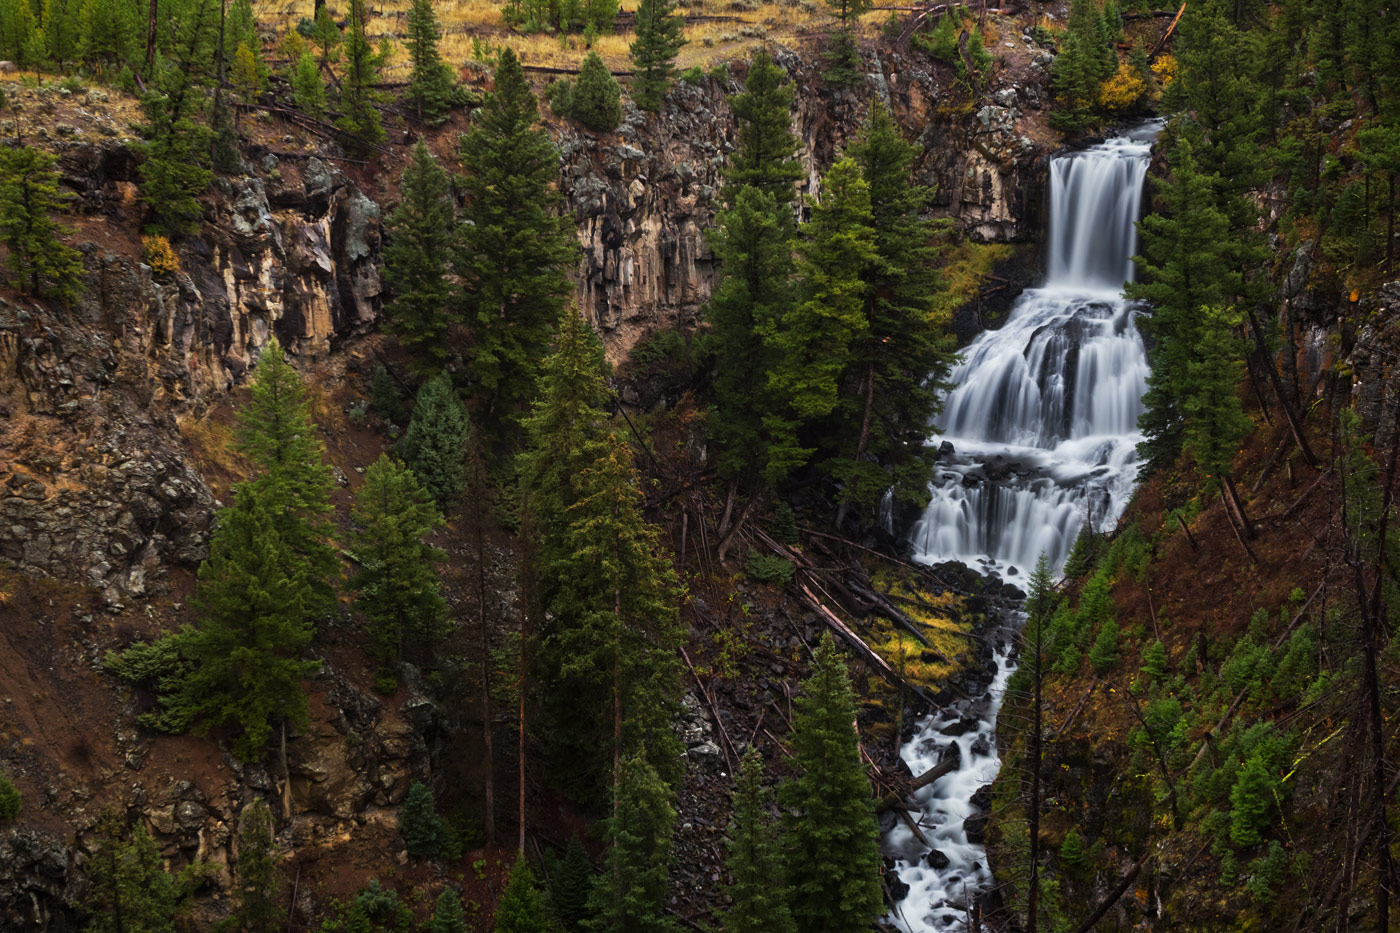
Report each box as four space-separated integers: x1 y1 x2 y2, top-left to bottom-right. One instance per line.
884 121 1162 932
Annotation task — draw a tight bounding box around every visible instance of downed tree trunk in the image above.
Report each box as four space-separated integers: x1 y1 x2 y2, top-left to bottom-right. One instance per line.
797 584 935 707
874 757 959 812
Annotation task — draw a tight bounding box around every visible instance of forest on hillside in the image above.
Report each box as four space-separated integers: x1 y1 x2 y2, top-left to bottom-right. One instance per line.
0 0 1397 930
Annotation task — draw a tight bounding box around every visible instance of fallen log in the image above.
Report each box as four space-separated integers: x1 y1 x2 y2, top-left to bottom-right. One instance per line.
874 757 959 813
797 583 936 707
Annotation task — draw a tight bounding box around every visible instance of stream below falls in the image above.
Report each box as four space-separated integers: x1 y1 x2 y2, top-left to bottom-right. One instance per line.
881 120 1163 932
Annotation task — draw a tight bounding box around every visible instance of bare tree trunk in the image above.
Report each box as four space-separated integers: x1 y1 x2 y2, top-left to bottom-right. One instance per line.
1246 306 1321 468
280 721 293 820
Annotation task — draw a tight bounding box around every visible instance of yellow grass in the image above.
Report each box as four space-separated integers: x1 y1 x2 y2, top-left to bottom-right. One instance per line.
865 569 974 690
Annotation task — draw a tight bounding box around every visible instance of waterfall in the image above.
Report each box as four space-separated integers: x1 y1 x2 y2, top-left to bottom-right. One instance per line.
883 121 1161 932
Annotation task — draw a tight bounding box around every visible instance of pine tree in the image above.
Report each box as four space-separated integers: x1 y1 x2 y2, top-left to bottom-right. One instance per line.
231 41 263 104
235 338 339 613
400 780 443 857
428 889 471 933
830 102 955 523
337 0 385 156
85 811 180 933
722 748 796 933
0 145 83 301
348 453 448 664
727 50 803 204
291 50 326 117
403 0 462 125
455 48 577 429
570 50 622 131
762 157 875 484
550 834 595 931
1182 304 1253 484
779 634 883 933
383 142 456 369
369 364 404 423
229 799 280 933
176 481 323 762
398 372 471 507
495 857 553 932
585 755 678 933
823 0 870 88
312 4 340 66
628 0 685 111
702 185 796 485
138 50 215 234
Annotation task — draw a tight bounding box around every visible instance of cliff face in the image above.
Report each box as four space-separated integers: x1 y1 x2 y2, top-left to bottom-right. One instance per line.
0 37 1058 930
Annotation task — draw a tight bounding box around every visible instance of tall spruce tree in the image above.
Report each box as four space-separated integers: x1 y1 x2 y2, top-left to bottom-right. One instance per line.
1182 304 1253 484
138 50 215 234
823 0 870 88
398 372 471 507
571 50 622 131
727 50 803 204
829 102 955 524
494 857 553 932
550 834 596 931
85 811 180 933
176 481 323 762
228 799 280 933
337 0 385 155
762 157 875 484
348 453 448 664
779 634 883 933
429 889 471 933
702 185 796 485
455 48 577 429
403 0 462 125
722 748 796 933
585 755 678 933
0 145 83 301
383 142 456 369
290 49 326 118
628 0 685 111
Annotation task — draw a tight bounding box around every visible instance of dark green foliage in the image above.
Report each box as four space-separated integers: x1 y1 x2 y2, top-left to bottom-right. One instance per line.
744 550 794 585
178 481 323 761
586 755 678 933
771 502 798 544
383 143 456 370
0 771 19 820
763 157 876 484
430 889 472 933
822 0 869 87
726 51 803 204
227 799 280 933
1059 827 1088 870
0 145 82 301
827 102 955 519
348 454 448 663
400 781 443 858
550 834 595 931
399 373 471 507
312 5 341 64
494 858 552 932
341 878 413 932
337 0 386 156
723 748 796 933
1088 620 1121 674
85 811 180 933
1229 750 1277 847
105 636 191 732
1246 840 1288 905
546 76 575 117
920 13 958 62
138 51 214 235
702 185 795 483
1140 639 1169 683
403 0 464 124
455 48 576 430
629 0 685 111
369 365 405 424
291 51 326 118
1050 0 1118 132
570 51 622 131
780 634 883 932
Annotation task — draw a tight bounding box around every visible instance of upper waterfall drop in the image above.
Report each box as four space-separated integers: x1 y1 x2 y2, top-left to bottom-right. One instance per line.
908 121 1161 575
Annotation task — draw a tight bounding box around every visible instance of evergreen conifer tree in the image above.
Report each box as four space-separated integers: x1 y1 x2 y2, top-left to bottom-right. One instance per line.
177 481 323 761
403 0 462 125
585 755 678 933
398 373 471 507
702 184 796 486
312 4 340 65
0 771 19 820
138 50 215 234
762 157 875 484
823 0 870 88
495 857 553 932
428 889 471 933
628 0 685 111
348 453 448 663
779 634 883 933
290 50 326 118
726 50 803 204
369 364 404 424
336 0 385 155
722 748 796 933
829 102 955 523
85 811 180 933
455 48 576 429
383 142 456 369
570 50 622 131
228 799 280 933
400 780 443 857
0 145 83 301
235 338 338 613
550 834 595 931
